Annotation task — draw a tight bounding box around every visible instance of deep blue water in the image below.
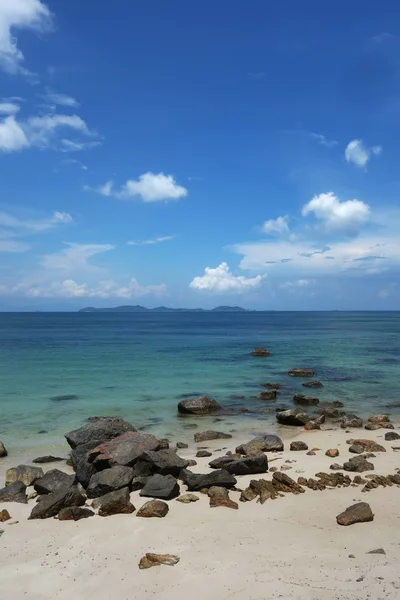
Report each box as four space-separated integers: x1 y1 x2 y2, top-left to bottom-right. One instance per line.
0 311 399 452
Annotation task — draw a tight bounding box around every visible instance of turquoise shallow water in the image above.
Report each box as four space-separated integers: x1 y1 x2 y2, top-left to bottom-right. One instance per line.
0 311 400 453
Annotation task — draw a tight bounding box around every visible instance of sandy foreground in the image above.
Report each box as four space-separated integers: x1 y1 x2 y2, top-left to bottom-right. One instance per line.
1 426 400 600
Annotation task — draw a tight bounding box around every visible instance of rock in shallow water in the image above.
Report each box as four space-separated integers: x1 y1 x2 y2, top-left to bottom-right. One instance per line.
258 390 277 401
302 381 323 388
276 409 310 427
6 465 44 487
288 368 314 377
293 394 319 406
65 417 136 449
250 347 270 356
336 502 374 526
32 456 64 464
194 431 232 443
177 396 222 415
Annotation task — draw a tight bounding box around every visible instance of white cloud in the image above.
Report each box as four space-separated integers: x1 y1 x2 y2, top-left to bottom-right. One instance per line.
0 210 72 235
280 279 313 290
0 240 30 252
41 242 114 272
190 262 263 293
262 216 289 235
128 236 174 246
42 89 79 108
0 102 20 114
302 192 370 236
345 139 382 168
60 139 100 152
0 115 29 151
0 0 52 75
310 133 338 148
86 173 188 202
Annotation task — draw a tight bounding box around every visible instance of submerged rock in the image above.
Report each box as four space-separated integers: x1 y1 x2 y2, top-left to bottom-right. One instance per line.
250 347 270 356
261 383 282 390
208 486 238 509
302 381 323 388
293 394 319 406
0 481 27 504
88 431 161 469
140 474 180 500
276 409 310 427
65 417 136 449
236 434 284 455
258 390 277 401
58 507 94 521
336 502 374 526
50 394 78 402
288 368 314 377
29 486 86 519
177 396 222 415
34 469 75 495
97 488 135 517
139 553 179 570
137 499 169 518
194 431 232 443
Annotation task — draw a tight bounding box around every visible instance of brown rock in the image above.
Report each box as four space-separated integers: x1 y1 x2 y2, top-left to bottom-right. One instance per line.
5 465 44 487
97 488 135 517
137 499 169 518
176 493 199 503
353 475 367 485
304 421 321 431
139 553 180 570
307 451 316 456
346 439 386 453
330 463 344 470
194 431 232 443
336 502 374 526
315 472 351 487
272 472 305 494
368 415 390 424
269 466 278 472
325 449 339 458
241 479 279 503
290 441 308 451
297 477 308 486
58 507 94 521
208 486 238 509
0 509 11 522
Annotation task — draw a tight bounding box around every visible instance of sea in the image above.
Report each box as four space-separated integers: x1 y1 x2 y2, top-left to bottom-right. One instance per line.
1 311 399 455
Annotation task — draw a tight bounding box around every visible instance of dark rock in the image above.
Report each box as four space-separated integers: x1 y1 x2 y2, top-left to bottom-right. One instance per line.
137 499 169 518
385 431 400 441
208 486 238 509
209 455 241 469
0 509 11 522
290 441 308 451
97 488 135 517
29 486 86 519
196 450 212 458
87 465 134 498
250 347 270 356
180 469 237 491
32 456 64 464
346 439 386 453
276 409 310 426
341 414 363 429
0 481 27 504
0 441 8 458
293 394 319 406
187 459 197 467
304 421 321 431
224 455 268 475
367 548 386 555
343 456 374 473
133 449 190 477
58 507 94 521
330 463 344 470
194 431 232 443
349 444 364 454
139 553 179 570
177 396 222 415
272 472 305 494
336 502 374 526
140 474 180 500
236 434 284 455
261 383 282 389
34 470 75 495
288 368 314 377
88 431 161 469
258 390 277 401
5 465 44 487
158 439 170 450
302 381 323 388
65 417 136 449
315 407 346 419
50 394 78 402
131 476 149 491
176 442 188 449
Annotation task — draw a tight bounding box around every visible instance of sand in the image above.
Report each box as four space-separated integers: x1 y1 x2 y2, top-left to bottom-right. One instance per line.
1 426 400 600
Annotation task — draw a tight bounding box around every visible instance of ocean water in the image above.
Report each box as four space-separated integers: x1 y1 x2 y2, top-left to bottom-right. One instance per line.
1 311 400 453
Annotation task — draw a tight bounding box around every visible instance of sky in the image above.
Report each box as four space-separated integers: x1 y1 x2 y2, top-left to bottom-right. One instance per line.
1 0 400 310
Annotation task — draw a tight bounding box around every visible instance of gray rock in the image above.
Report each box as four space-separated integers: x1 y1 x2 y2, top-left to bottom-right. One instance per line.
236 434 284 455
258 390 277 400
385 431 400 441
176 442 188 449
341 414 363 429
5 465 44 487
65 417 136 449
343 456 374 473
177 396 222 415
209 456 236 469
293 394 319 406
224 455 268 476
302 381 323 388
196 450 212 458
32 456 64 464
290 441 309 451
349 444 365 454
29 486 86 519
0 481 27 504
137 499 169 518
96 487 135 517
34 470 75 495
140 474 180 500
194 431 232 443
131 476 149 491
87 465 134 498
367 548 386 555
288 368 314 377
0 441 8 458
88 431 161 468
58 507 94 521
180 469 237 491
276 409 310 427
330 463 344 471
133 449 190 477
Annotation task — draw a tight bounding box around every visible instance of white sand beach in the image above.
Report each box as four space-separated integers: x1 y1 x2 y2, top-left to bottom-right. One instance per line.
1 426 400 600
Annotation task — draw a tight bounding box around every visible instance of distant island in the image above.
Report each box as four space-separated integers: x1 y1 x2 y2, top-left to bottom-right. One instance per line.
78 305 249 313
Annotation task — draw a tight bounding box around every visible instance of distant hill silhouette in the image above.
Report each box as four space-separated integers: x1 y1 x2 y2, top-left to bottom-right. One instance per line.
78 305 249 313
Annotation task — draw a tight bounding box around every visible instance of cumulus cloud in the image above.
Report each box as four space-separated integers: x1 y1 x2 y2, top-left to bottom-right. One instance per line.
0 115 29 151
190 262 263 293
310 133 338 148
262 216 289 235
0 0 53 75
0 102 20 114
302 192 370 236
345 139 382 168
128 236 174 246
86 173 188 202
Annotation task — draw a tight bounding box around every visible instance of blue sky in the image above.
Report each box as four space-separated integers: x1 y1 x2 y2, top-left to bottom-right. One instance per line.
1 0 400 310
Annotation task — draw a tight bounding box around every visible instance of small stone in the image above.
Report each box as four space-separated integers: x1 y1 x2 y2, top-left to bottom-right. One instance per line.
269 466 278 472
356 576 364 582
349 554 355 559
0 510 11 522
187 459 197 467
176 493 199 503
139 553 179 570
32 456 64 464
280 465 292 471
306 451 316 456
297 477 308 486
290 441 308 451
349 444 365 454
325 449 339 458
208 486 238 509
250 347 270 356
336 502 374 526
196 450 212 458
176 442 188 449
158 439 170 450
137 499 169 518
367 548 386 555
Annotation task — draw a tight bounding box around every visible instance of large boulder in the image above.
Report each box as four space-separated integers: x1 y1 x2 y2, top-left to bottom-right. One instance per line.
140 474 180 500
177 396 222 415
133 450 190 477
341 414 363 428
29 486 86 519
137 499 169 518
34 470 75 495
5 465 44 487
288 368 314 377
336 502 374 526
0 481 27 504
276 409 310 426
293 394 319 406
223 455 268 476
65 417 136 449
87 466 134 498
385 431 400 441
236 434 284 455
0 441 8 458
343 456 374 473
87 431 161 469
96 488 135 517
58 507 94 521
194 431 232 443
180 469 237 491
